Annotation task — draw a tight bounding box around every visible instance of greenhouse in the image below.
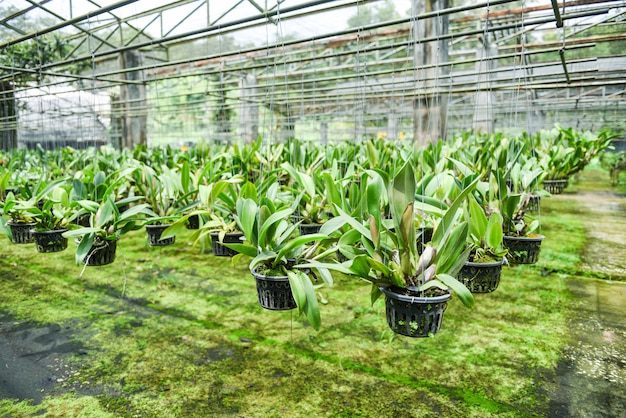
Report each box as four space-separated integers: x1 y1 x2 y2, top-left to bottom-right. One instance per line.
1 0 625 416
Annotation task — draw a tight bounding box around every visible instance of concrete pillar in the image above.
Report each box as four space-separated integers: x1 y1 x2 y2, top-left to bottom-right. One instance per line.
0 82 17 150
387 109 399 140
214 72 231 142
110 93 123 149
239 74 258 143
412 0 450 147
320 120 328 144
473 39 498 133
119 50 147 148
278 107 295 142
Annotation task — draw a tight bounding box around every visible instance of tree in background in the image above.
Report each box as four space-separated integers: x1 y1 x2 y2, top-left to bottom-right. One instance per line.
0 6 78 150
347 0 401 28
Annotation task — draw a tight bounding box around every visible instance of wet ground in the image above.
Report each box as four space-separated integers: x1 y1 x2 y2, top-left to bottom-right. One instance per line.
569 191 626 280
0 316 86 403
548 182 626 418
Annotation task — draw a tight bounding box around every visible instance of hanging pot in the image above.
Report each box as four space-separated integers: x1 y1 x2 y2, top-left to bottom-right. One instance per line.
7 221 36 244
251 266 297 311
73 213 91 227
380 286 451 338
543 179 568 194
457 259 505 293
299 223 322 235
210 232 243 257
186 214 200 230
503 235 545 265
527 194 541 212
146 224 175 246
33 229 68 253
84 238 117 266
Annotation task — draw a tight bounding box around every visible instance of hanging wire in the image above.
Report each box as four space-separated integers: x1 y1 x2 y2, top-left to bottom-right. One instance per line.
353 1 363 145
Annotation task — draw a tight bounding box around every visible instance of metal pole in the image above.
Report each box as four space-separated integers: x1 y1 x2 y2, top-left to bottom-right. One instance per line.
0 0 143 48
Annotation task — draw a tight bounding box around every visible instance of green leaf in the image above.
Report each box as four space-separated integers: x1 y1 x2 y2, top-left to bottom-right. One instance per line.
370 284 383 305
62 227 101 238
366 174 383 227
366 140 379 168
93 171 106 188
486 212 504 250
527 219 540 235
389 162 415 228
300 172 316 200
503 195 521 223
399 202 415 251
258 208 293 248
436 222 469 274
161 221 187 240
181 161 191 193
275 233 326 261
349 255 373 280
286 270 307 312
96 198 115 228
236 198 257 243
332 206 372 241
447 157 474 177
469 195 488 241
300 272 321 331
322 173 343 209
296 260 353 276
119 203 152 222
76 200 99 213
432 176 479 247
223 243 257 258
75 232 95 264
369 215 379 248
436 273 474 308
319 215 348 236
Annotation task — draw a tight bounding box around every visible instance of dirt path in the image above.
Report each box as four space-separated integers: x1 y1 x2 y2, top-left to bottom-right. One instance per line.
568 191 626 280
548 176 626 418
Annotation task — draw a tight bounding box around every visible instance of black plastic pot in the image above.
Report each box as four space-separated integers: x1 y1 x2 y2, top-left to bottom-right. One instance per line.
84 239 117 266
7 221 36 244
543 179 568 194
73 213 91 227
527 194 541 212
503 235 545 264
457 259 505 293
251 266 297 311
34 229 68 253
299 223 322 235
186 214 200 230
146 224 175 246
380 286 451 338
210 232 243 257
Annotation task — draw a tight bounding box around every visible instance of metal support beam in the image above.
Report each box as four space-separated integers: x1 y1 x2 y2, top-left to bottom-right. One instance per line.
0 0 142 49
550 0 564 28
559 49 571 84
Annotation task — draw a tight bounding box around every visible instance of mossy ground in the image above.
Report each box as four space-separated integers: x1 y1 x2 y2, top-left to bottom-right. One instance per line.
1 166 622 417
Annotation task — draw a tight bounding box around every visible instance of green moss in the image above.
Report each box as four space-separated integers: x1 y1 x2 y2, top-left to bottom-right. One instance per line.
1 166 623 416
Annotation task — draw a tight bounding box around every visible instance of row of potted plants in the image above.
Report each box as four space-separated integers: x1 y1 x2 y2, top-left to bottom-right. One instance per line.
0 126 615 337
